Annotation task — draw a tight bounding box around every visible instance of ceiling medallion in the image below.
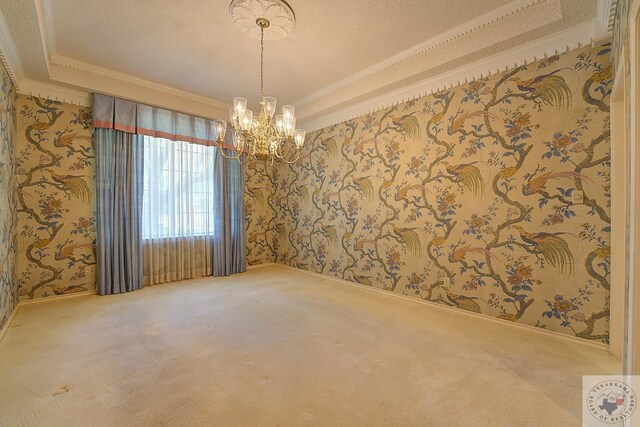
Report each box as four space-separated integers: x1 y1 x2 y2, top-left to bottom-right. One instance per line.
214 0 304 164
229 0 295 40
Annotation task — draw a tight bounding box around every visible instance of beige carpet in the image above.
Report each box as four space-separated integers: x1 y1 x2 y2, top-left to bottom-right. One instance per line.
0 265 620 426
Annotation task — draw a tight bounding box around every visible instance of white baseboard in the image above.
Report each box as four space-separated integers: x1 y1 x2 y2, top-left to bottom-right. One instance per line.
272 263 611 353
0 265 613 353
0 289 97 343
247 262 276 270
0 302 20 343
19 289 98 305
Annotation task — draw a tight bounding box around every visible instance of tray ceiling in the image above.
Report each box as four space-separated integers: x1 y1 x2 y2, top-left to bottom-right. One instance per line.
0 0 613 127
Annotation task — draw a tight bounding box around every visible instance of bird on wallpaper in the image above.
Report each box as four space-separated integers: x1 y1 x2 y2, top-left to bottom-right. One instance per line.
391 225 421 256
247 233 257 244
390 114 421 141
394 182 432 202
443 288 482 313
297 186 310 203
448 110 497 134
442 161 485 196
352 274 372 286
448 245 500 264
50 284 87 295
32 238 52 249
510 69 572 110
246 187 265 204
355 238 376 252
353 138 377 155
325 138 338 157
321 225 338 245
513 226 574 274
522 170 594 196
352 176 374 200
54 242 94 261
47 169 91 202
322 191 339 204
53 132 92 149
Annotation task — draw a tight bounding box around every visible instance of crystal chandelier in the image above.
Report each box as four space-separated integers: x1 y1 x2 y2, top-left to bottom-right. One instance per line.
213 1 305 164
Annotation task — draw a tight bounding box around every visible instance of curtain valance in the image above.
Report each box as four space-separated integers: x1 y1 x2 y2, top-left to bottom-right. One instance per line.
92 93 234 149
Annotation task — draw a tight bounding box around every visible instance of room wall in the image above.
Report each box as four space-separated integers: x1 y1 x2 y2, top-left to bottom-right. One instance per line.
15 96 96 300
0 61 17 329
245 157 277 265
13 94 277 297
271 45 613 343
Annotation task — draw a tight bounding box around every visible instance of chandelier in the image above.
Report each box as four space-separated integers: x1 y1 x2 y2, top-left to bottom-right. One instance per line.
214 0 305 164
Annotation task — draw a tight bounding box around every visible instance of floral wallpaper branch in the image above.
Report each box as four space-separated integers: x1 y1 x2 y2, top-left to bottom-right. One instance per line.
15 96 96 300
262 45 612 343
0 61 17 330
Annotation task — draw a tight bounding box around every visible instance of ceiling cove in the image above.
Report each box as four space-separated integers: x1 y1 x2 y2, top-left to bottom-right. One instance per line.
0 0 618 129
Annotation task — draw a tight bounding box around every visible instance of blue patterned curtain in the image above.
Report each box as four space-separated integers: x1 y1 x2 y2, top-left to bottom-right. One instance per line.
213 149 246 276
95 128 144 294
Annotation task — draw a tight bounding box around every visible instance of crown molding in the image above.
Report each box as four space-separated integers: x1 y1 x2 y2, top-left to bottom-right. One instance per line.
295 0 544 107
597 0 619 32
0 6 24 90
299 20 609 132
18 79 91 106
48 55 229 110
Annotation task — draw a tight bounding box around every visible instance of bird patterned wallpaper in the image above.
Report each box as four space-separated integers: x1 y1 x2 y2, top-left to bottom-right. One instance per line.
245 157 277 265
251 44 613 343
15 96 96 300
0 62 17 330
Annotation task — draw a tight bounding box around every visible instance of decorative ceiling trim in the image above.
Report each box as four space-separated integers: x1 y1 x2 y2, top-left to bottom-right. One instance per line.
19 79 91 106
0 7 24 90
48 55 229 109
295 0 544 107
597 0 619 31
34 0 55 74
299 20 608 132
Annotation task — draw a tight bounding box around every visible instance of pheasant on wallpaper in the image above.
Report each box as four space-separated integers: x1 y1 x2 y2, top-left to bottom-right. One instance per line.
447 110 497 134
394 181 432 202
53 131 92 150
441 161 485 196
390 114 420 142
513 226 574 274
352 176 374 200
442 288 482 313
47 169 91 202
522 170 594 196
54 241 94 262
510 68 573 110
391 224 421 256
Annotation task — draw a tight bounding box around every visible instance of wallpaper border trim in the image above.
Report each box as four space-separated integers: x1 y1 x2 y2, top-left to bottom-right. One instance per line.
300 21 610 131
273 264 610 352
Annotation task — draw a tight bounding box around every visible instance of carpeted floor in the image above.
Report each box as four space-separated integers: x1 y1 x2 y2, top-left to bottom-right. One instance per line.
0 265 620 426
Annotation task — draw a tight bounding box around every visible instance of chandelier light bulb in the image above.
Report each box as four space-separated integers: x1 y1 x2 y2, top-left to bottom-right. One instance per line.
263 96 277 119
294 129 306 148
240 109 253 131
282 105 294 120
234 97 247 117
214 120 227 142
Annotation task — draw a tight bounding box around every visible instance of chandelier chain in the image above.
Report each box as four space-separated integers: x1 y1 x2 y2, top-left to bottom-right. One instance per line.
260 26 264 100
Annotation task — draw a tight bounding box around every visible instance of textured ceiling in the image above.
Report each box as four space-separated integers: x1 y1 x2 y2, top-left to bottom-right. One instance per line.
0 0 604 120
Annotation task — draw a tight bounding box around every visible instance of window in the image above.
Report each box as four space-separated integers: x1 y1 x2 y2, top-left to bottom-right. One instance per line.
142 136 218 239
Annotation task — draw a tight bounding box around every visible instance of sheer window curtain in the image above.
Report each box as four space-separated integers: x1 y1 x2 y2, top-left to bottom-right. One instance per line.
142 137 246 285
